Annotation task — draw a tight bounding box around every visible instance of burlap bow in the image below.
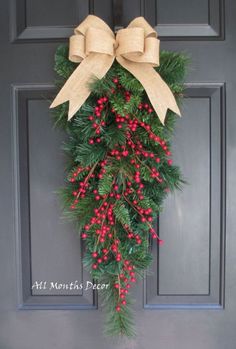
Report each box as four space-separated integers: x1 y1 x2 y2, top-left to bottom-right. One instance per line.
50 15 180 124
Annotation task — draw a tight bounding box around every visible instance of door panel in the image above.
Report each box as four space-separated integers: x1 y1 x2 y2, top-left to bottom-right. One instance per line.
145 0 224 38
146 84 225 308
1 0 236 348
13 85 95 308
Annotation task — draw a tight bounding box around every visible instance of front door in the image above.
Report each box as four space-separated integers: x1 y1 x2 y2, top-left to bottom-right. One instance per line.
1 0 236 348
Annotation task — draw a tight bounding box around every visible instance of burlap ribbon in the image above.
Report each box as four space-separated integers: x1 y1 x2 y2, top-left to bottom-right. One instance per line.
50 15 180 124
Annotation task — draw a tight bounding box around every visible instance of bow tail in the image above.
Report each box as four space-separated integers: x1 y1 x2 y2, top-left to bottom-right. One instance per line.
116 56 181 124
50 53 115 120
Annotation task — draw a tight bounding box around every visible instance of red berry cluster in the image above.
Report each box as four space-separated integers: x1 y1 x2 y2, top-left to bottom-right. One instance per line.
88 96 108 144
138 102 153 114
68 77 173 314
94 96 108 117
128 119 172 158
112 109 130 130
91 248 109 267
114 260 136 312
123 225 142 244
112 77 131 102
69 166 89 183
70 166 97 208
110 145 129 160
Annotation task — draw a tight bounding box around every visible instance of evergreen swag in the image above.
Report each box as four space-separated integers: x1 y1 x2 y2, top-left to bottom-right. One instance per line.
52 45 188 337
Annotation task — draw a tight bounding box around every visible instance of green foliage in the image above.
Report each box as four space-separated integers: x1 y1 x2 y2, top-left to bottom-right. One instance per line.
54 45 77 79
100 274 136 337
157 51 189 88
52 44 188 337
98 172 114 196
105 124 127 149
75 143 106 167
113 202 131 227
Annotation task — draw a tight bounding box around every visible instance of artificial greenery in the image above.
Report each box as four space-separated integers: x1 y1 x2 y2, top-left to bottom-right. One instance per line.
52 45 188 337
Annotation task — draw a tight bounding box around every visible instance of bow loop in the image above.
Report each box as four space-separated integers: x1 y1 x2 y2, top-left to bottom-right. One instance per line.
120 35 160 66
74 15 114 37
128 17 157 38
116 28 144 56
69 35 85 63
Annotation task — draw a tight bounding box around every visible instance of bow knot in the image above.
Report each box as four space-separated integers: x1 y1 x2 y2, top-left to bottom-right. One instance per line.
50 15 180 124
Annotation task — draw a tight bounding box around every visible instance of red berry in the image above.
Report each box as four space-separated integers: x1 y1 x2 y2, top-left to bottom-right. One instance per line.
92 264 98 270
115 306 121 312
92 252 98 258
121 300 127 305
